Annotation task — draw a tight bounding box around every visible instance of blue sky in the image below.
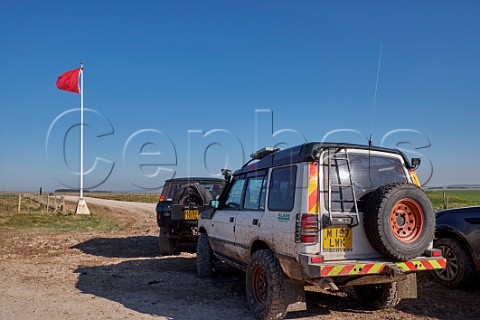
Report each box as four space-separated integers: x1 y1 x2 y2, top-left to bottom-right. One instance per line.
0 1 479 191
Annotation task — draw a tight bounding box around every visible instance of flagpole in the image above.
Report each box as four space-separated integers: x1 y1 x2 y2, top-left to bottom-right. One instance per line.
75 62 90 214
80 62 84 200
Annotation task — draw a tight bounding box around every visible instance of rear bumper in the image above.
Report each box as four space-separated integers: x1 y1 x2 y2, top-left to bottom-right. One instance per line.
298 254 446 278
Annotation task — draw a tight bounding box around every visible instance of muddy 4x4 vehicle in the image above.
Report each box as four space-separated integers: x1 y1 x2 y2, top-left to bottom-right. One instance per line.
156 177 225 255
197 142 446 320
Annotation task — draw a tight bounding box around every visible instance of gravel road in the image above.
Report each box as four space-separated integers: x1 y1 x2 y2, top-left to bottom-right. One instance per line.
1 197 479 320
63 195 156 214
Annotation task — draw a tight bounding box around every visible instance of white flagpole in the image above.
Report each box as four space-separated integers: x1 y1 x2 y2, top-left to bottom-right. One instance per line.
75 62 90 214
80 62 84 200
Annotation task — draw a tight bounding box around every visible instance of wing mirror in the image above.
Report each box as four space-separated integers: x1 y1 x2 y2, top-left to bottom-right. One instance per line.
411 158 421 169
209 199 219 209
221 169 232 181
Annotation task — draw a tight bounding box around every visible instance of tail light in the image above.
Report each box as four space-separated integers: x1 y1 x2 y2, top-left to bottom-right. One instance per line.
296 214 320 243
409 169 421 187
426 249 442 257
159 195 165 202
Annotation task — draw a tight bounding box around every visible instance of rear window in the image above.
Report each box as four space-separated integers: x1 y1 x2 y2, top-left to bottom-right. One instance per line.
349 154 406 190
268 166 297 211
162 180 224 200
324 152 406 211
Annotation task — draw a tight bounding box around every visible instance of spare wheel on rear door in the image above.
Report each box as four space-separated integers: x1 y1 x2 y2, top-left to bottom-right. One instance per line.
364 183 435 261
173 184 212 205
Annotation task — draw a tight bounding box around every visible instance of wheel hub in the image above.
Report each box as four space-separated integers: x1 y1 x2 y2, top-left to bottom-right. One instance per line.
252 265 268 304
435 244 458 281
390 198 424 243
396 215 406 226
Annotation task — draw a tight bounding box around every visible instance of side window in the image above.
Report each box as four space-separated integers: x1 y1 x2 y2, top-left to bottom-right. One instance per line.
243 176 266 210
223 178 245 209
259 178 267 210
268 166 297 211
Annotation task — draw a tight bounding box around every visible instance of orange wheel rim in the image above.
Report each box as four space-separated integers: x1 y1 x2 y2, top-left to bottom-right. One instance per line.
252 265 267 304
390 198 424 243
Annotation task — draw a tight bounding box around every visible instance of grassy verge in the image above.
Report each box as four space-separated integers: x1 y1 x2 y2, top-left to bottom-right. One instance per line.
0 213 121 233
0 195 122 233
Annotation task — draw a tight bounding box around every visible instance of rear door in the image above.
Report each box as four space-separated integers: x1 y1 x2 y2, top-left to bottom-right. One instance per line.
320 149 410 260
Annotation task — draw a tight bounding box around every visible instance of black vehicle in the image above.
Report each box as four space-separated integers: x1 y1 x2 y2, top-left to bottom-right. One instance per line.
156 177 225 255
432 206 480 288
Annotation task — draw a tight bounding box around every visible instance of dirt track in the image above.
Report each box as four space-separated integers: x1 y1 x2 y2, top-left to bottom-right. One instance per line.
0 197 479 320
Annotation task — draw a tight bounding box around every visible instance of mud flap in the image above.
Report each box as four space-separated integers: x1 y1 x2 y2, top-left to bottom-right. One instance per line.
284 279 307 312
397 273 417 299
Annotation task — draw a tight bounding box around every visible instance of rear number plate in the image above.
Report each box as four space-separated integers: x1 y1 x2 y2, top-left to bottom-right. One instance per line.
184 209 199 220
323 228 352 249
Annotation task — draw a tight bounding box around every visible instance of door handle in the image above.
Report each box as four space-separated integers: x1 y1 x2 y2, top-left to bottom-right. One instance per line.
252 219 258 225
229 217 234 223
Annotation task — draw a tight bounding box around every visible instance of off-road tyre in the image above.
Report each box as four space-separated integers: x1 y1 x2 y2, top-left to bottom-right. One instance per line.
432 238 476 288
353 282 401 310
173 184 212 205
158 227 176 255
246 250 288 320
365 183 435 261
197 233 215 278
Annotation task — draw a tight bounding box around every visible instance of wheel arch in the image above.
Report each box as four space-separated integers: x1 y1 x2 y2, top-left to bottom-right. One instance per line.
250 239 271 256
435 227 473 256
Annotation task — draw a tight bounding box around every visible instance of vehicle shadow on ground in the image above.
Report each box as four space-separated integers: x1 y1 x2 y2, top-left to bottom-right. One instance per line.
75 258 254 319
72 236 197 258
72 236 160 258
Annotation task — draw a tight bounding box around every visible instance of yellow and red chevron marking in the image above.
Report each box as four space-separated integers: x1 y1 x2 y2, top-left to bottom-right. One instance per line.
409 169 421 187
321 263 385 277
396 258 446 271
308 162 319 213
320 258 446 277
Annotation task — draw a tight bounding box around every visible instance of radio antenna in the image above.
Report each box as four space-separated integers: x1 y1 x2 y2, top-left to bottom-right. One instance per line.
369 42 383 147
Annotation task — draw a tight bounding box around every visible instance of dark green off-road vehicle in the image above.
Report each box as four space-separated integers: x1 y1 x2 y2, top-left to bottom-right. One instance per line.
156 177 225 255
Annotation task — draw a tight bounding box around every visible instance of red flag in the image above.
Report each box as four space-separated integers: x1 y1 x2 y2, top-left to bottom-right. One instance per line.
56 68 81 93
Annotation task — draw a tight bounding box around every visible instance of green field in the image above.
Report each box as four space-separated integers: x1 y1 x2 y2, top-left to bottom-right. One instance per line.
426 189 480 211
87 192 159 203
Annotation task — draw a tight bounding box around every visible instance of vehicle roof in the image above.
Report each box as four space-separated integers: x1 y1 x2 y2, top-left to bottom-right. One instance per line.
164 177 225 183
235 142 410 175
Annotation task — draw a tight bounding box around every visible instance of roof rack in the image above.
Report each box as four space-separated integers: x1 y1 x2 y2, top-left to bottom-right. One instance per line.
240 147 280 169
250 147 279 160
